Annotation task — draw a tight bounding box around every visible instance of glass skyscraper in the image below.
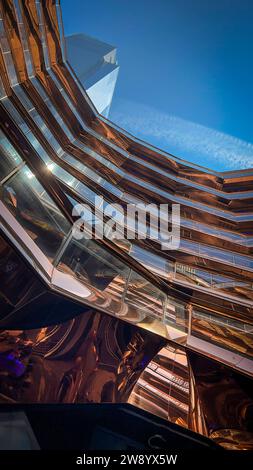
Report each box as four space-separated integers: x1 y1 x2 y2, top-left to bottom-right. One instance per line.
66 33 119 117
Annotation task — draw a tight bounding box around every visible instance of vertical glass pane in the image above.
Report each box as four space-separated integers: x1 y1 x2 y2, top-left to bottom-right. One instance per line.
130 244 173 278
175 264 212 288
57 237 130 297
165 298 188 333
125 270 165 321
2 166 70 260
190 310 253 358
0 132 22 181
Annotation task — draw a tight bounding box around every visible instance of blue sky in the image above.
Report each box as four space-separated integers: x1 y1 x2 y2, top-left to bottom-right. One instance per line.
61 0 253 171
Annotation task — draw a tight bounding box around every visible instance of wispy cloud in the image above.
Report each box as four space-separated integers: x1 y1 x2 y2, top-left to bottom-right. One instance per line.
110 99 253 171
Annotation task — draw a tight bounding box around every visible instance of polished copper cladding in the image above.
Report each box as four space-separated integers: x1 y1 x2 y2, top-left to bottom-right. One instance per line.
0 316 165 404
0 0 252 450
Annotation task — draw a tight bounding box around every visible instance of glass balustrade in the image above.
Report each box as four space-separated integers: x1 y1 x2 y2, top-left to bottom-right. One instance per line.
2 89 253 273
0 132 22 182
0 130 252 370
1 165 70 260
190 310 253 359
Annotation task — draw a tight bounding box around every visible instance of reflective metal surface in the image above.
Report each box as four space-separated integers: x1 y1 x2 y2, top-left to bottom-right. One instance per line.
0 314 165 403
129 346 253 449
0 0 253 450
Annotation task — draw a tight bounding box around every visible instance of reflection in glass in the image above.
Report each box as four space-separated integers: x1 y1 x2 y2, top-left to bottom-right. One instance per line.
57 237 168 324
2 166 70 260
0 132 22 181
125 270 165 321
190 310 253 358
165 298 188 332
58 237 129 291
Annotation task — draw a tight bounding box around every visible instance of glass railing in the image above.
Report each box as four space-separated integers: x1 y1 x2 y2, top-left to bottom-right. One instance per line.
56 236 168 324
0 135 172 329
1 124 252 309
128 243 253 301
2 85 253 272
0 0 252 379
191 310 253 359
12 76 253 249
1 120 252 304
0 130 23 182
1 163 70 261
0 130 252 372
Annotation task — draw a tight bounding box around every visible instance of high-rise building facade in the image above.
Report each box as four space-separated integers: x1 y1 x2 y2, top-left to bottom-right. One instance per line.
0 0 252 450
66 33 119 117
